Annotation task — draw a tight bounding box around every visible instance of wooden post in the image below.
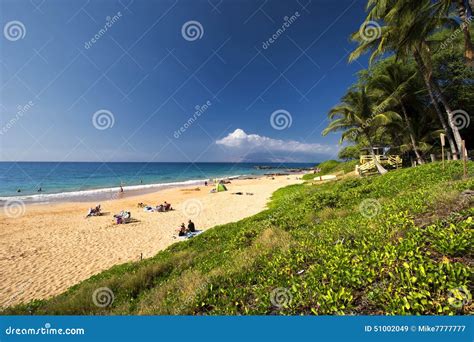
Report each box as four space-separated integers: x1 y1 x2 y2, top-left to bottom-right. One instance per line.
430 154 436 162
440 133 445 169
140 253 143 261
462 140 467 179
447 151 451 161
442 145 445 168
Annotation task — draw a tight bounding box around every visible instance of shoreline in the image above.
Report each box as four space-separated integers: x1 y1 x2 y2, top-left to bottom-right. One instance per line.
0 176 256 206
0 174 303 307
0 173 306 206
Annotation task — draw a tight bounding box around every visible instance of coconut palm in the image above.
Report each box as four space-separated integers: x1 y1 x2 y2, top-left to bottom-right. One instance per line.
369 60 425 164
438 0 474 65
322 86 402 174
350 0 464 156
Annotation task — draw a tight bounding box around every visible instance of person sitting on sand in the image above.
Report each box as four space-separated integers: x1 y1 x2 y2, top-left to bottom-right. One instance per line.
187 219 196 232
178 223 187 236
156 204 164 212
163 201 172 211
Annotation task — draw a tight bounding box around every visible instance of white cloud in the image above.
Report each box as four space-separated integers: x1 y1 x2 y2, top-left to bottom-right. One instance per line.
216 129 336 159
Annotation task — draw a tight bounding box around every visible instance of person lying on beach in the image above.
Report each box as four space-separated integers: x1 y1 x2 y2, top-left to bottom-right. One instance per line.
178 223 187 236
86 205 102 217
187 220 196 233
114 210 131 224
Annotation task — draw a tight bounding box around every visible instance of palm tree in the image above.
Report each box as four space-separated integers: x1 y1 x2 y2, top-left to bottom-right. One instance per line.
322 86 402 174
439 0 474 65
369 60 425 164
351 0 464 156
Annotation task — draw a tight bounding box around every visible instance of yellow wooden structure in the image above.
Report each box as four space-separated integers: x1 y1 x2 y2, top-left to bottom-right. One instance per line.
358 147 402 175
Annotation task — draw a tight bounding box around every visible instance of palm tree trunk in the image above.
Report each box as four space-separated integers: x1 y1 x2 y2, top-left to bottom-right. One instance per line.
457 0 474 65
400 101 424 164
413 49 459 155
430 81 464 154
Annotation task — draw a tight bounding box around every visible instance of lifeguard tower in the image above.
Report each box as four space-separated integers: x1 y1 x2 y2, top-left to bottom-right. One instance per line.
357 146 402 176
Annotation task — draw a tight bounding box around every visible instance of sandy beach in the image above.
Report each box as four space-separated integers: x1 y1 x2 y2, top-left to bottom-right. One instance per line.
0 175 302 307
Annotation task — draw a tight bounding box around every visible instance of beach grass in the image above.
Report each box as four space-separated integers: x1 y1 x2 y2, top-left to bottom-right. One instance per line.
302 160 358 180
3 161 473 315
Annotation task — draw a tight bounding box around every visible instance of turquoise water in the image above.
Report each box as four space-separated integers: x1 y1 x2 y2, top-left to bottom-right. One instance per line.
0 162 314 203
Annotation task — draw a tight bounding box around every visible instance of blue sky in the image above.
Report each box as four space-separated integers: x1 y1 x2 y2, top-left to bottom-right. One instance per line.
0 0 369 163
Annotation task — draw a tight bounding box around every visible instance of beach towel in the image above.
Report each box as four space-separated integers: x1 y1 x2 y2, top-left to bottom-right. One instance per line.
178 230 203 239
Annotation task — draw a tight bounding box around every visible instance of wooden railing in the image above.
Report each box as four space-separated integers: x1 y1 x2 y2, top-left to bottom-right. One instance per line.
358 154 402 175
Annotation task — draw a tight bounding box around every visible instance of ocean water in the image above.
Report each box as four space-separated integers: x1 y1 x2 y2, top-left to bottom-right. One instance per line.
0 162 314 203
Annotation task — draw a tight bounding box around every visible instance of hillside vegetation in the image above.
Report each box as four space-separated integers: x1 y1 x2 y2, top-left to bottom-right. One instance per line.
302 160 358 180
4 162 473 315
